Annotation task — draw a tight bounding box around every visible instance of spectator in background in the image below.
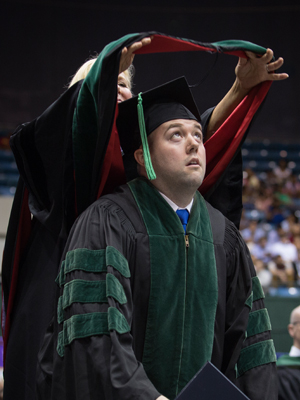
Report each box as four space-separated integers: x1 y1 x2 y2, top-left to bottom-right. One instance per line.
251 236 272 264
252 256 272 292
293 236 300 251
274 158 292 184
284 174 300 199
265 170 278 187
239 209 249 231
268 255 295 287
269 231 298 264
281 213 300 238
274 183 293 207
254 188 273 217
277 306 300 400
241 159 300 291
242 168 261 212
266 200 287 226
293 248 300 286
244 167 261 190
267 224 284 247
241 219 265 248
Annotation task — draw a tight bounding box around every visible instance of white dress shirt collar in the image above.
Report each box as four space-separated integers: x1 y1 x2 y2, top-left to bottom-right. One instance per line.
159 191 194 213
289 345 300 357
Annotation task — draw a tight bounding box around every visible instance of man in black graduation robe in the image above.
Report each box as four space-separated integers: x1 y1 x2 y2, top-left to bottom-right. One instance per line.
36 77 277 400
277 305 300 400
3 32 288 400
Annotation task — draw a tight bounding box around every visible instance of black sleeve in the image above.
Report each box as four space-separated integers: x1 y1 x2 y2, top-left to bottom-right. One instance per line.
277 367 300 400
200 107 215 141
224 220 278 400
204 150 243 229
200 107 243 229
37 199 160 400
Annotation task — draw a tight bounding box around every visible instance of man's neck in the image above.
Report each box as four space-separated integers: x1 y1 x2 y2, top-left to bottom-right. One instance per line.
159 191 194 213
152 184 196 209
161 193 194 208
139 170 198 207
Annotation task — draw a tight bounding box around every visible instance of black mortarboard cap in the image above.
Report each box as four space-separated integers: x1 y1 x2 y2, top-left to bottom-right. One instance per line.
117 76 201 180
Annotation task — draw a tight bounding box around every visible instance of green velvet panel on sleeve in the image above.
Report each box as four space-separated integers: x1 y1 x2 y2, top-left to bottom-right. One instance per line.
247 308 272 338
236 339 277 378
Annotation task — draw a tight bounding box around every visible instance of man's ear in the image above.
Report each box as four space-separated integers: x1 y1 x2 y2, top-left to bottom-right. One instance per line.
134 148 144 167
288 323 295 338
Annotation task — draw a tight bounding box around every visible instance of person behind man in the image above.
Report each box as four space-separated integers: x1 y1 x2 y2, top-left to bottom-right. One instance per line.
277 305 300 400
37 76 277 400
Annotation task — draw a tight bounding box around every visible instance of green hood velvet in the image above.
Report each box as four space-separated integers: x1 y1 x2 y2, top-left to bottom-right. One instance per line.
128 178 218 399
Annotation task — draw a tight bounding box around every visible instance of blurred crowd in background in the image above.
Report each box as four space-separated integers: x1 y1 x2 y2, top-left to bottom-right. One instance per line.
2 131 300 297
241 155 300 293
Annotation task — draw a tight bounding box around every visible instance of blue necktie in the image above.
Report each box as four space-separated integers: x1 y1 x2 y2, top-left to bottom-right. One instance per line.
176 209 189 233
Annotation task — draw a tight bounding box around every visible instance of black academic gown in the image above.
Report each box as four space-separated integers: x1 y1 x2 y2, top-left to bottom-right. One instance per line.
2 98 218 400
2 83 81 400
2 32 273 400
277 355 300 400
36 178 277 400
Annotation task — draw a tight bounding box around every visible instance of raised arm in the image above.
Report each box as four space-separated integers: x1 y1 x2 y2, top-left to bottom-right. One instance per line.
119 37 152 74
205 48 289 139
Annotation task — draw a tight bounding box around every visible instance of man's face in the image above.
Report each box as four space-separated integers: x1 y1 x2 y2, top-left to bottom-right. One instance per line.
148 119 206 194
289 316 300 349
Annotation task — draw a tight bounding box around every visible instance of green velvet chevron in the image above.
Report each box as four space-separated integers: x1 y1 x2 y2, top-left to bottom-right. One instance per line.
56 245 130 357
247 308 272 338
57 308 130 357
236 339 277 378
56 246 130 287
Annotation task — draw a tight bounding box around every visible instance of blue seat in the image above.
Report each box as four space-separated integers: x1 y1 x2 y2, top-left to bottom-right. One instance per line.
0 149 14 162
0 173 19 186
0 186 16 196
0 161 18 173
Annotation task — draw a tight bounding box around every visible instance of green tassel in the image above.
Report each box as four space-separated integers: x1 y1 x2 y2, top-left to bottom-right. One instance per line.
137 93 156 180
